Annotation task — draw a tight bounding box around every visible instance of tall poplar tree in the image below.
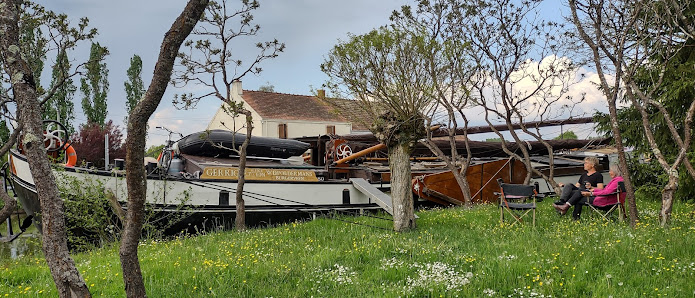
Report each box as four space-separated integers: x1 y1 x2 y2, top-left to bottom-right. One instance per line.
44 49 76 133
124 54 144 123
18 11 46 95
80 42 109 126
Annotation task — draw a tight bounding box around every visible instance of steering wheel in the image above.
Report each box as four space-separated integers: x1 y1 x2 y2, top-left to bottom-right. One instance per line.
335 143 353 160
42 120 69 152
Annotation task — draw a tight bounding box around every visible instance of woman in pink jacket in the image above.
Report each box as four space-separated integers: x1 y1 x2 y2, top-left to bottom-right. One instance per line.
554 165 624 220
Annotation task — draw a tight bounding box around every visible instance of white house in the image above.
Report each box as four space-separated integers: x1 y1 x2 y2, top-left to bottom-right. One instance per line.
207 81 369 138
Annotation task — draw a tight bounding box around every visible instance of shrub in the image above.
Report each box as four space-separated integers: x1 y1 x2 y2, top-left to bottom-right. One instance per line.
70 120 126 169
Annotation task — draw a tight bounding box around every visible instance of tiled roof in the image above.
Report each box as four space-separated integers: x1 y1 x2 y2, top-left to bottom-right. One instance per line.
241 90 371 131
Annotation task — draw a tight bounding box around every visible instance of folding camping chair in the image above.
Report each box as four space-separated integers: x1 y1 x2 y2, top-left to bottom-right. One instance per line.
585 181 627 221
497 178 539 226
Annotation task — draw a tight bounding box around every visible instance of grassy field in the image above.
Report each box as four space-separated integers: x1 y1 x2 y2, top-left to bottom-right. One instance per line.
1 200 694 297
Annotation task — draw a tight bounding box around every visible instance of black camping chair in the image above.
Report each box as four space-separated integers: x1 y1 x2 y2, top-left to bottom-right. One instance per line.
584 181 627 221
497 178 539 226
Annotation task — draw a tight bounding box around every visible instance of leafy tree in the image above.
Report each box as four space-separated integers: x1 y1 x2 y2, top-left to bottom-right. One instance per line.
81 42 109 126
70 120 126 169
44 49 76 134
0 0 97 295
323 27 433 231
121 1 208 296
554 130 578 140
18 10 47 96
145 144 165 158
485 138 502 142
173 0 284 231
258 81 275 92
124 54 144 122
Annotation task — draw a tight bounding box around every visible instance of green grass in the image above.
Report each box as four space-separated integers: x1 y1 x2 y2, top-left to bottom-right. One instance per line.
2 200 695 297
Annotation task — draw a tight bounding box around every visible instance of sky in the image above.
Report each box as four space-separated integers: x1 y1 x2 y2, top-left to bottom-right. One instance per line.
37 0 610 147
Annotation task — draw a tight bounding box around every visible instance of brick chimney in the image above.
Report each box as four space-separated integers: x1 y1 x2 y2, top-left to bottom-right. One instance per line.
231 80 243 96
317 89 326 99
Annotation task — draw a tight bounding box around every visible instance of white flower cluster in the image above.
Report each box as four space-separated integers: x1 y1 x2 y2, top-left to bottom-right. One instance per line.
406 262 472 291
313 264 358 285
380 257 406 269
498 251 517 261
483 288 496 296
510 287 552 297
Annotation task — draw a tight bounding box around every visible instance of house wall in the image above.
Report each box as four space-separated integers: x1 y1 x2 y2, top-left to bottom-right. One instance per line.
206 82 353 137
261 119 352 138
207 100 263 134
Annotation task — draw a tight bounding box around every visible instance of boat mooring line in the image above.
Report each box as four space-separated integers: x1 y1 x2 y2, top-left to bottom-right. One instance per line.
180 180 394 231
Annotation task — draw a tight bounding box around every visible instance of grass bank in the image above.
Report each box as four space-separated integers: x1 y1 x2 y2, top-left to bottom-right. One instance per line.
2 200 695 297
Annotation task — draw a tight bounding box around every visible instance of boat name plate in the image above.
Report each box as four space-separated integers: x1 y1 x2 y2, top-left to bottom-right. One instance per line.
200 167 319 182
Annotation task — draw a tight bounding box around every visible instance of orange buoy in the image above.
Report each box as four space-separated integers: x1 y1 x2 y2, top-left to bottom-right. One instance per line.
63 142 77 167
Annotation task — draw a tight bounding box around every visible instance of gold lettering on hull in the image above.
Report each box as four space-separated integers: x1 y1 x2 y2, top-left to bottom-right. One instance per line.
200 167 319 182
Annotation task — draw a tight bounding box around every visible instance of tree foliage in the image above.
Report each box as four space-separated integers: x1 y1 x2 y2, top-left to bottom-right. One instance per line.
80 42 109 126
43 49 76 134
145 144 165 158
554 130 578 140
70 120 126 168
322 26 436 231
18 8 47 96
258 81 274 92
124 54 144 122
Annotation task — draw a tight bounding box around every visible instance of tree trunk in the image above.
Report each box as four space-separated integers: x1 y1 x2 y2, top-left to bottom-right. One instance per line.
0 125 22 224
0 1 91 297
0 190 17 225
608 99 640 226
568 0 639 227
234 112 253 231
660 175 677 226
120 1 208 297
389 142 416 232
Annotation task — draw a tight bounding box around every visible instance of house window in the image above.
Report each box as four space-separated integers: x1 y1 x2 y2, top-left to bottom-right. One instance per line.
326 125 336 135
278 123 288 139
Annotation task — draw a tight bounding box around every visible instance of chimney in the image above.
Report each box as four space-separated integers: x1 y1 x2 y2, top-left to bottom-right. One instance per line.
231 80 243 96
317 89 326 99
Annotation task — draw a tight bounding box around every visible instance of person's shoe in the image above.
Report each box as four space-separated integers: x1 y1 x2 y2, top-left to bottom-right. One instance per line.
553 203 570 215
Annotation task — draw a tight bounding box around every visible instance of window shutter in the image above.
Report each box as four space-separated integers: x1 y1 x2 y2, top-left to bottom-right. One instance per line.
278 123 287 139
326 125 335 135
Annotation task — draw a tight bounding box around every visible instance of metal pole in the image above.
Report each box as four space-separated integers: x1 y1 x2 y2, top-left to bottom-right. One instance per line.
105 133 109 170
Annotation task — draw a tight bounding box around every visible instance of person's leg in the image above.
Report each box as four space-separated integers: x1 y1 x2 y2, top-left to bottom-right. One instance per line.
572 197 588 220
566 189 584 206
556 184 577 204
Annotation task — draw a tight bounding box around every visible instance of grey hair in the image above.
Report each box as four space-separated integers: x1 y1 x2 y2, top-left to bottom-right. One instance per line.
584 156 600 169
609 164 622 176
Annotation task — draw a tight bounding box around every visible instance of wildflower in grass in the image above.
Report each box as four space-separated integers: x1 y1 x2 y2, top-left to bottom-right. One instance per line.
498 251 517 261
483 288 496 296
405 262 471 292
380 257 405 269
